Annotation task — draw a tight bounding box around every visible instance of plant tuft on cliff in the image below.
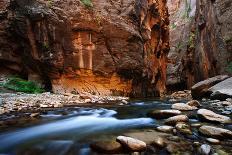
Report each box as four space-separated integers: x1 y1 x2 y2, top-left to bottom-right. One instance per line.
80 0 93 8
226 62 232 73
3 77 44 93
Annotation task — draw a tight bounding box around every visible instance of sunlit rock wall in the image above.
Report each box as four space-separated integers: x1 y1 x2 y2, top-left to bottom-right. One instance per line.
0 0 169 97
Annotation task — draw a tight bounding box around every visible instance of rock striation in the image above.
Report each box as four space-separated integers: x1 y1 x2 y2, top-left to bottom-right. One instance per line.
0 0 169 97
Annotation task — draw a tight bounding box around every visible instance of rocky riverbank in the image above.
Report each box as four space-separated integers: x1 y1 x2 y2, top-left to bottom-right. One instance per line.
0 92 128 117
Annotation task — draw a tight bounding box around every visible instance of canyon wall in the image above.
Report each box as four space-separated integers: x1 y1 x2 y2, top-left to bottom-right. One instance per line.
167 0 232 91
0 0 169 97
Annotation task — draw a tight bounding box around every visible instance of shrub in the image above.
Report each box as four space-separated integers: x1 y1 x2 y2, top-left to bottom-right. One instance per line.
80 0 93 7
3 77 44 93
226 62 232 73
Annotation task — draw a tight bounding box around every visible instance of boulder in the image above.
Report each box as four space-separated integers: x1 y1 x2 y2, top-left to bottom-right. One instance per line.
172 103 198 111
191 75 229 99
156 126 174 133
208 77 232 100
186 100 201 107
90 141 123 154
147 110 181 119
164 115 189 125
197 109 231 123
116 136 146 152
175 123 192 135
199 125 232 139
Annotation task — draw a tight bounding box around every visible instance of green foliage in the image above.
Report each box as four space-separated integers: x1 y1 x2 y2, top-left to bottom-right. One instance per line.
188 31 195 49
80 0 93 7
3 77 44 93
226 62 232 73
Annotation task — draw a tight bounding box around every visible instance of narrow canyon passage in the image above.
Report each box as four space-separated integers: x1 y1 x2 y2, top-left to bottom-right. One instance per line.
0 0 231 155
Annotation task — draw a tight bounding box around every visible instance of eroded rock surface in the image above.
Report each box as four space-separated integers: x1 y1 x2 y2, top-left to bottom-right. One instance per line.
0 0 169 97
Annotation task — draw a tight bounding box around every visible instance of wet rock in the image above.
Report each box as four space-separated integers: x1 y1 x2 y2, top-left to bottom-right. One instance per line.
206 138 220 144
30 113 40 118
199 125 232 139
170 91 192 99
215 149 230 155
156 126 174 133
209 77 232 100
220 101 232 106
147 109 181 119
197 109 231 123
166 142 193 154
84 99 91 103
172 103 198 111
191 123 202 128
226 98 232 103
90 141 123 154
191 75 229 99
116 136 146 152
151 137 166 148
39 104 49 108
186 100 201 107
0 107 5 115
121 100 128 105
175 123 192 135
164 115 189 126
167 136 181 142
199 144 211 155
193 142 201 147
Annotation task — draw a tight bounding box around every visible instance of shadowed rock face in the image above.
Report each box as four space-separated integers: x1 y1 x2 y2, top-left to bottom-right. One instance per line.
0 0 169 97
166 0 232 91
194 0 232 82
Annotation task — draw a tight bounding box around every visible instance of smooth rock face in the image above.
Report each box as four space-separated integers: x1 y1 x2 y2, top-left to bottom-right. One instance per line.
116 136 146 152
164 115 189 125
191 75 229 99
208 77 232 100
147 110 181 119
197 109 231 123
172 103 197 111
156 126 174 133
90 141 123 154
0 0 169 97
199 125 232 139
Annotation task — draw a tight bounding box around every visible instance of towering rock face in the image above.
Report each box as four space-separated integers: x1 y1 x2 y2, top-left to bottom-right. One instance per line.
194 0 232 82
167 0 232 91
0 0 169 97
167 0 196 90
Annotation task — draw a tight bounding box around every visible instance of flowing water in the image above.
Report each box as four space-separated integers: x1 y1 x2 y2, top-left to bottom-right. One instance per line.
0 100 231 155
